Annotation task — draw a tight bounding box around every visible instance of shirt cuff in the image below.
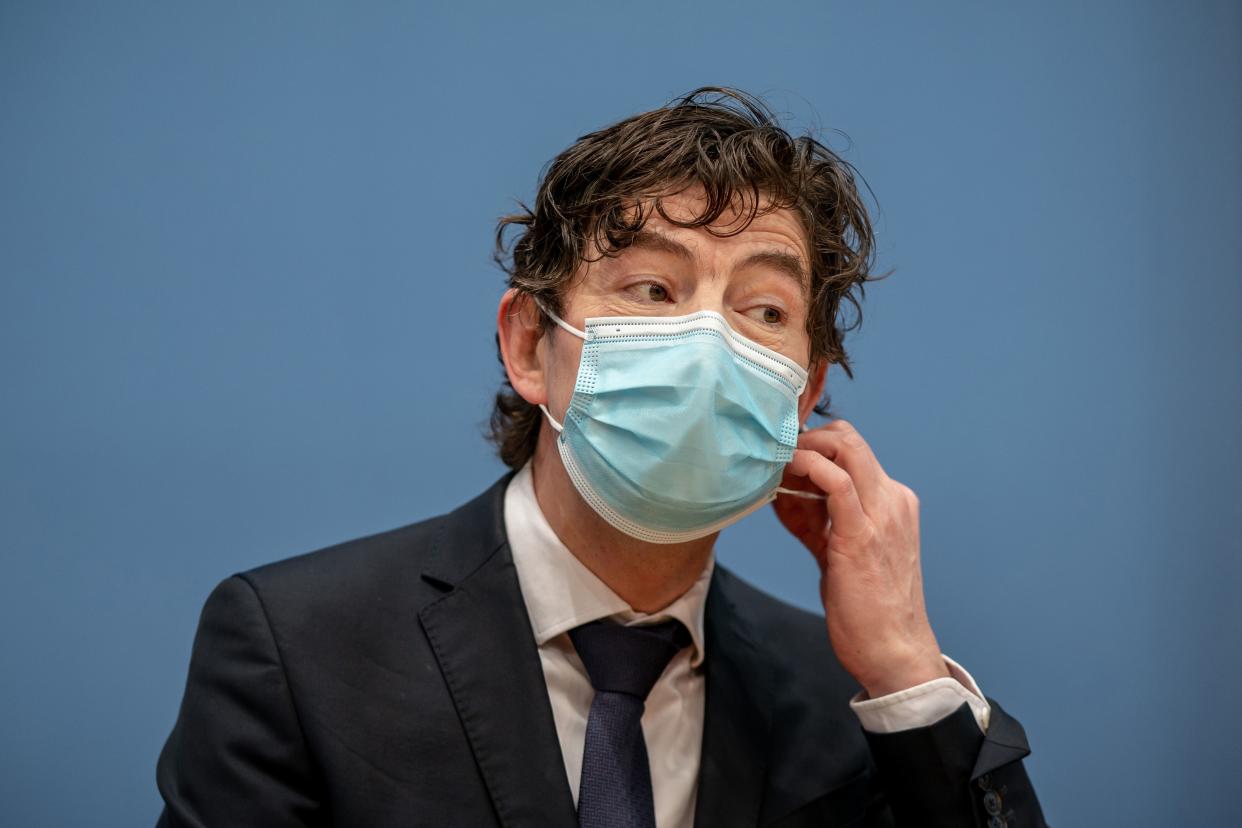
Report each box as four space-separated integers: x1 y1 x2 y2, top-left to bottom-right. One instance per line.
849 654 991 734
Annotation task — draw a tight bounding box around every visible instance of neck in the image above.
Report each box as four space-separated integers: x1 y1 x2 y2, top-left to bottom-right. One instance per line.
529 426 715 613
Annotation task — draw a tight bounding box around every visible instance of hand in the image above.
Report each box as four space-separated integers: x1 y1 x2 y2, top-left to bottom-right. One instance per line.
772 419 950 698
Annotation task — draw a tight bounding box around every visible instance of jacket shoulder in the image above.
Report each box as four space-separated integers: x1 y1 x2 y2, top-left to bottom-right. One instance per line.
239 510 448 599
225 472 514 635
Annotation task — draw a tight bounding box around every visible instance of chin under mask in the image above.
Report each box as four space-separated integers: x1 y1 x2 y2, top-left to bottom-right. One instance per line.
535 301 824 544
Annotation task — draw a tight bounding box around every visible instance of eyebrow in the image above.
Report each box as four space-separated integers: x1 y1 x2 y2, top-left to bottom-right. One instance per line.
736 248 809 290
625 229 696 262
624 229 809 289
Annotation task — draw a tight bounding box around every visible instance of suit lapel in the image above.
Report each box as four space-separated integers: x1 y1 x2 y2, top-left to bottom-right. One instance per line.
694 566 773 828
417 475 578 828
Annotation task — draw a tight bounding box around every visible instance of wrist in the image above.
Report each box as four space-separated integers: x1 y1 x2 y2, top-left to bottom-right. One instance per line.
859 650 951 699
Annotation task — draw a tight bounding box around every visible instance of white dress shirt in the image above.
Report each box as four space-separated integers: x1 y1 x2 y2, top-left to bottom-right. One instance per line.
503 460 990 828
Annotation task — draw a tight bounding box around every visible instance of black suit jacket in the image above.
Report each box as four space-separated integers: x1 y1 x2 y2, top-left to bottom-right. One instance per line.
156 472 1048 827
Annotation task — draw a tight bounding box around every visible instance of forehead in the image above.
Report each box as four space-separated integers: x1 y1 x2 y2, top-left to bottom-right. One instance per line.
612 185 810 260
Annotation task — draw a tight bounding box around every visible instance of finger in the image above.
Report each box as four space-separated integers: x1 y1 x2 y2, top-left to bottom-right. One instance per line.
796 421 888 511
787 449 870 541
775 462 823 496
771 492 830 567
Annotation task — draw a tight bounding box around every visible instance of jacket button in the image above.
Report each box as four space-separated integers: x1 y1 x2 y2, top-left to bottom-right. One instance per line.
983 790 1003 815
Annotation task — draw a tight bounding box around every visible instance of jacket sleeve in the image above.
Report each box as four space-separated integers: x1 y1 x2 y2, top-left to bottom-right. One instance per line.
863 698 1049 828
155 574 326 827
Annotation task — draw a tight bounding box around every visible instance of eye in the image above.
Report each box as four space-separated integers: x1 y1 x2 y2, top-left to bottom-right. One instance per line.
761 306 782 324
622 279 675 306
645 282 670 303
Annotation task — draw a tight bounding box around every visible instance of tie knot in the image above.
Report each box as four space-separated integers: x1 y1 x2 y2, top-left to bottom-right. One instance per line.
569 618 691 701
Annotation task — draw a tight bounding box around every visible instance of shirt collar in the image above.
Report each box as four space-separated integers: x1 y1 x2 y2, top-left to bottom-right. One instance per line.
503 460 712 668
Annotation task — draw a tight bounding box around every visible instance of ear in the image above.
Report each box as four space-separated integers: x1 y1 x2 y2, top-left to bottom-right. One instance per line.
497 288 548 406
797 358 829 426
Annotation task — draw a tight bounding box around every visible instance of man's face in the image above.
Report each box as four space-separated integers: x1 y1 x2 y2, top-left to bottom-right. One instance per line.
539 184 818 421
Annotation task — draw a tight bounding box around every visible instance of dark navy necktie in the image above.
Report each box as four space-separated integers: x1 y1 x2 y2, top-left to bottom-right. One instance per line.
568 618 692 828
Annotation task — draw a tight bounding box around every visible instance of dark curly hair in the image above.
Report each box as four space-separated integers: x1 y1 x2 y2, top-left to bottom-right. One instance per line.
490 86 889 470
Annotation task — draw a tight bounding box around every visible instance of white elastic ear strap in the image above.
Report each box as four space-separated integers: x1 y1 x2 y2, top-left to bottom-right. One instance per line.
529 296 580 434
538 403 564 433
532 297 588 340
774 487 826 500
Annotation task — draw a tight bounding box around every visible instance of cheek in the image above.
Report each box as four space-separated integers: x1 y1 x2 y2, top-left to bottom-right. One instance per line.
780 308 813 361
547 341 584 406
785 335 813 373
797 389 817 420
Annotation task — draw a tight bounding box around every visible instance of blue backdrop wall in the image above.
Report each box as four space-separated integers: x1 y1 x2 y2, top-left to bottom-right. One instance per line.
2 2 1239 825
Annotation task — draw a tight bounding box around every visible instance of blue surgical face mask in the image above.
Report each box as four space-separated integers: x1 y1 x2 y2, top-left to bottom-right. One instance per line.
534 299 824 544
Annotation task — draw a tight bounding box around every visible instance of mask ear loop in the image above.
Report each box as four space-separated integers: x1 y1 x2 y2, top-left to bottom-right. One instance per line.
538 403 564 433
774 487 826 500
529 295 590 341
528 294 585 435
774 420 828 500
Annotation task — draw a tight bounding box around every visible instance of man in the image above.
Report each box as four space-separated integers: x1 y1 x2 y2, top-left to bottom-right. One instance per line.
156 87 1047 827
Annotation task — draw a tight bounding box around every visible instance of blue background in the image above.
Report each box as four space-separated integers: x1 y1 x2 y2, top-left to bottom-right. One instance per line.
2 2 1239 825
